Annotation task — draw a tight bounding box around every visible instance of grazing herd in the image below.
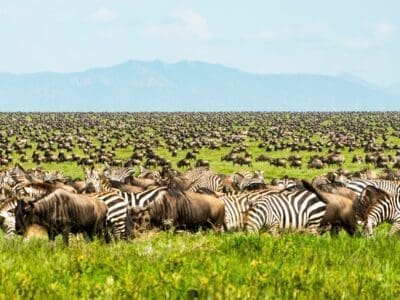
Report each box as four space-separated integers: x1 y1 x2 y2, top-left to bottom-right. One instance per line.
1 112 400 246
1 163 400 246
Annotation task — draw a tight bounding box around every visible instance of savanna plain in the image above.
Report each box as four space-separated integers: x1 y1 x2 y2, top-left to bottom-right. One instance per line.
1 112 400 299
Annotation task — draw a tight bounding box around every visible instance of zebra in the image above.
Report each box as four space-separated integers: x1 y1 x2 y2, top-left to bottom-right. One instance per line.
93 190 130 239
10 164 28 184
177 167 225 193
84 167 171 237
270 177 299 191
137 166 161 181
346 179 400 197
0 171 14 201
86 168 168 208
103 163 135 184
186 174 224 193
232 170 265 191
0 198 18 236
244 189 328 234
183 167 211 182
220 189 278 231
121 186 169 208
363 192 400 237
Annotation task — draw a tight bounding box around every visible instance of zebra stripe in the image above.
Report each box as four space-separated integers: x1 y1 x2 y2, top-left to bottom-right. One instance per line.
187 174 223 193
271 178 298 190
244 189 327 234
93 191 129 239
85 169 168 209
364 193 400 236
104 165 135 183
232 170 265 191
0 198 17 236
220 189 277 231
347 179 400 196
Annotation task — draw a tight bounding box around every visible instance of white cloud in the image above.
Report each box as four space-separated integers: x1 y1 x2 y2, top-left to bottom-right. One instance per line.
145 8 209 39
374 20 395 39
253 21 328 43
339 20 396 49
90 8 118 23
253 30 277 42
252 20 395 50
339 37 374 49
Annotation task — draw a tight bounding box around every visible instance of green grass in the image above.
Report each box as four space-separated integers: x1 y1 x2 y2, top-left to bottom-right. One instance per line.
14 131 400 180
1 229 400 299
3 113 400 298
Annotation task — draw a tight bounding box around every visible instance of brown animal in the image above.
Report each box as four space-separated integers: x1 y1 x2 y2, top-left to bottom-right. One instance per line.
15 189 109 246
129 188 225 232
302 180 358 236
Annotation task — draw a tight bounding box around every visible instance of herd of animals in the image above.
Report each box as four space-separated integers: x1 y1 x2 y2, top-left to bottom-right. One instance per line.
1 112 400 245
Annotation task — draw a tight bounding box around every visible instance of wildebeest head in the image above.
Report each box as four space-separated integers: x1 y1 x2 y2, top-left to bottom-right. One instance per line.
15 200 35 235
128 206 151 235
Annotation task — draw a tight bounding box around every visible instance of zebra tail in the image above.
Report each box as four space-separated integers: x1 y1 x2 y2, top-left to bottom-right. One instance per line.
301 180 330 204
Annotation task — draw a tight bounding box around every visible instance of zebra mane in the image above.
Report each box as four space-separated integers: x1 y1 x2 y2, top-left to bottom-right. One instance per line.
362 187 392 220
0 197 18 212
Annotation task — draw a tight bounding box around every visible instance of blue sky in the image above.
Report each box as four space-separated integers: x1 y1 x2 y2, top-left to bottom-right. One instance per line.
0 1 399 85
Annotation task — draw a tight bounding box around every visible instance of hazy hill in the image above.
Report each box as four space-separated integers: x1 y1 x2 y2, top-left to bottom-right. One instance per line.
0 60 398 111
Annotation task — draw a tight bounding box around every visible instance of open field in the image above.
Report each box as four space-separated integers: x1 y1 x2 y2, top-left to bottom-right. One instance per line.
2 112 400 298
1 112 400 179
2 228 400 299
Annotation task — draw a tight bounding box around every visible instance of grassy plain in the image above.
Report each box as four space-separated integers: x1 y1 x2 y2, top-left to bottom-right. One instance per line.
1 229 400 299
2 125 400 299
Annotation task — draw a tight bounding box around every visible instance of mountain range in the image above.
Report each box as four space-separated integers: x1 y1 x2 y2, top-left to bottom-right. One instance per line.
0 60 399 111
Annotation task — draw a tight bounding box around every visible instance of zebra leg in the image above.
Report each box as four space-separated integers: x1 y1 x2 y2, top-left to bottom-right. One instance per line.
389 221 400 236
268 220 280 237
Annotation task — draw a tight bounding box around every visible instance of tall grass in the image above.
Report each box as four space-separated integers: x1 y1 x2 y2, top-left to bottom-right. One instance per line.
1 229 400 299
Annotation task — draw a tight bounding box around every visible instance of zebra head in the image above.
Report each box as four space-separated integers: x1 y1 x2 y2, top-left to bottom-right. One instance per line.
254 170 264 181
363 220 376 238
0 170 15 187
84 167 102 193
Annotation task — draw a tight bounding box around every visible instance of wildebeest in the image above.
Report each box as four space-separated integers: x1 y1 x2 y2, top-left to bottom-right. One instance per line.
302 180 358 236
128 188 225 232
15 189 109 246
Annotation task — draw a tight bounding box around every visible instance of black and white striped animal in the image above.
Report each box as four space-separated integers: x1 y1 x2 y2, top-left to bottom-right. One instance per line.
346 179 400 197
232 170 265 191
183 168 224 193
0 198 18 236
0 171 14 201
271 177 300 191
244 189 328 234
363 188 400 236
220 189 278 231
103 164 135 184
